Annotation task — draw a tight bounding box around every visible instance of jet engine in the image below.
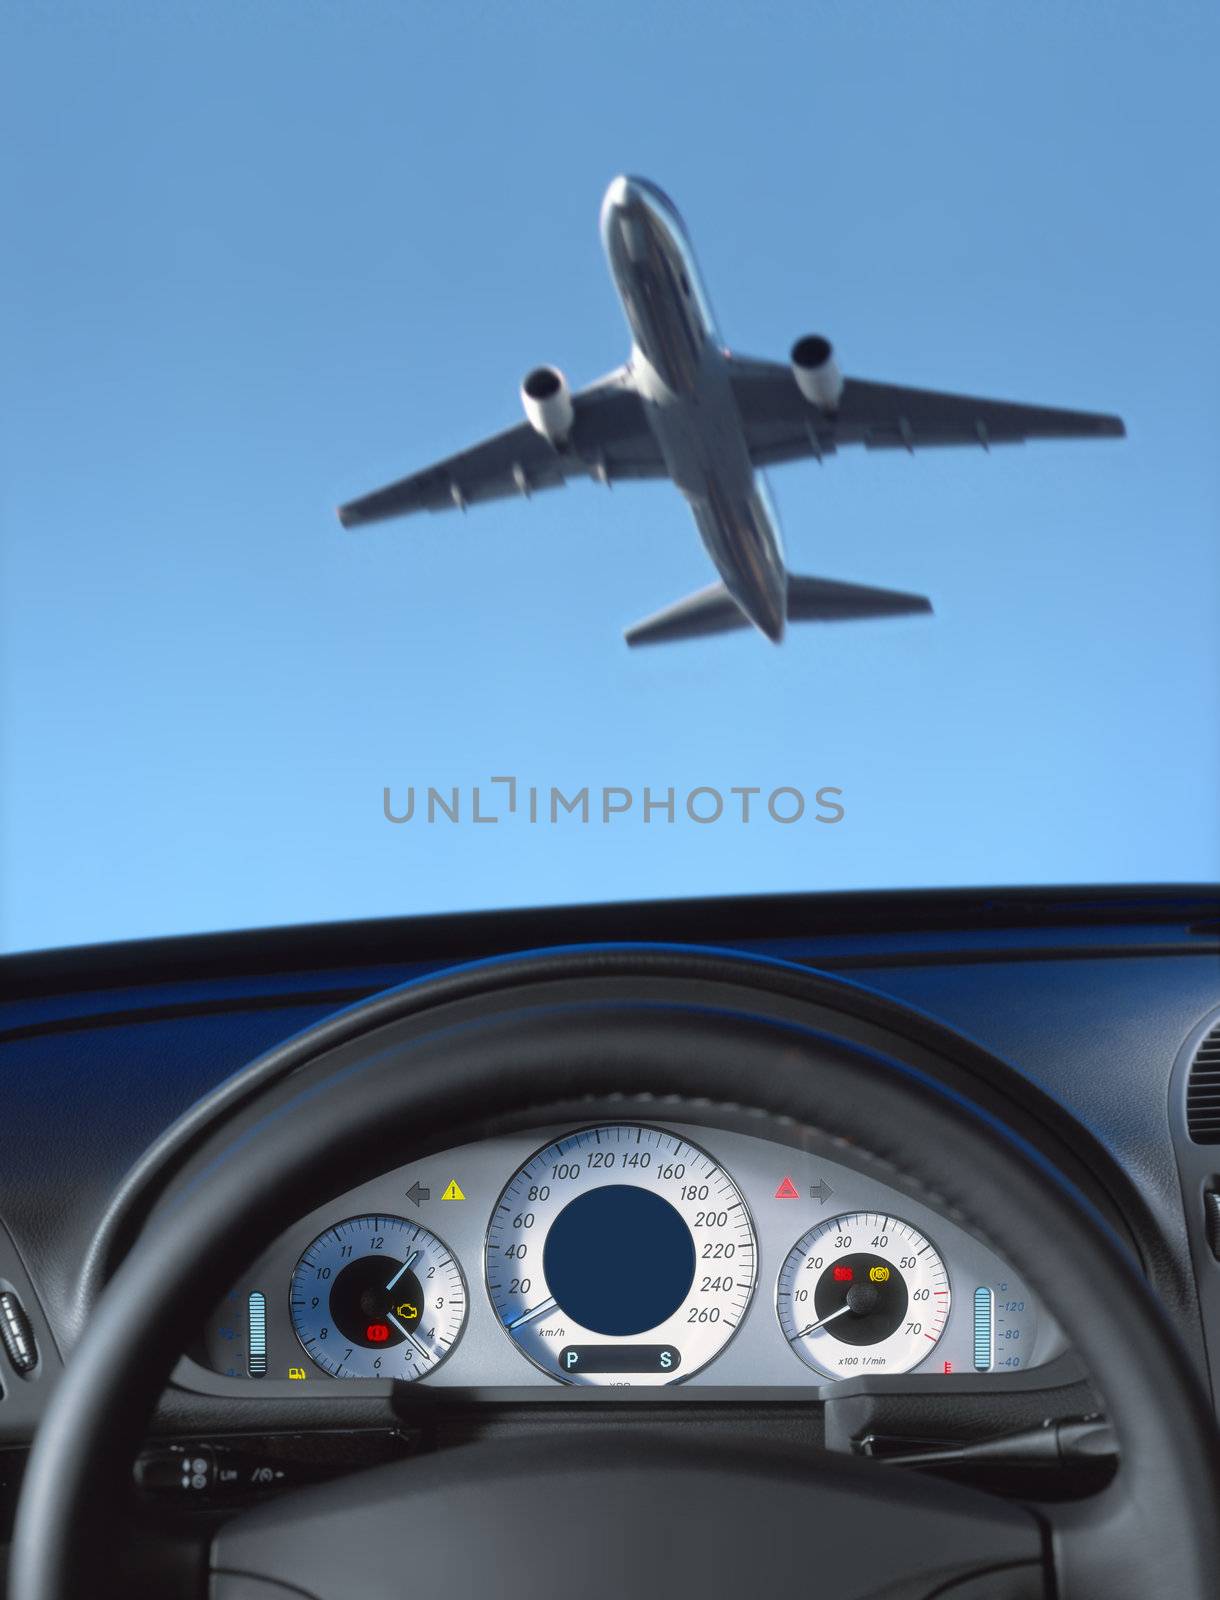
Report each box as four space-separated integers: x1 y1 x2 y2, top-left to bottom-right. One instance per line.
791 336 843 412
521 365 575 446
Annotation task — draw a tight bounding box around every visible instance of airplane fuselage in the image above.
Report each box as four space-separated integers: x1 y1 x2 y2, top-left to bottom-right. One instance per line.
599 176 789 641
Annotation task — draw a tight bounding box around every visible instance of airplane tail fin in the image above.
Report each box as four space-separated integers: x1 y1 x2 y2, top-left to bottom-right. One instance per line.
623 575 933 647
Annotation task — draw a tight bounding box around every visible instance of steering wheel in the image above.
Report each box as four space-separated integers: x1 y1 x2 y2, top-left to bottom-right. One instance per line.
10 948 1220 1598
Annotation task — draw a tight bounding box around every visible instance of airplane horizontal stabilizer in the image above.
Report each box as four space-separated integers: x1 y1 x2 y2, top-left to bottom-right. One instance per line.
785 574 933 622
624 574 932 646
623 583 751 646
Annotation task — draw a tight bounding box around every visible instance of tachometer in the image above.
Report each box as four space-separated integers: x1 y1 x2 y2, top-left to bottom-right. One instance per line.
290 1215 466 1379
777 1212 950 1378
485 1125 756 1385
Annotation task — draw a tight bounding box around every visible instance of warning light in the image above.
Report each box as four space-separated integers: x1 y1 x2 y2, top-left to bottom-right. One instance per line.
287 1366 307 1380
868 1265 891 1283
774 1176 800 1200
366 1323 390 1343
832 1264 854 1282
943 1361 954 1373
441 1179 466 1201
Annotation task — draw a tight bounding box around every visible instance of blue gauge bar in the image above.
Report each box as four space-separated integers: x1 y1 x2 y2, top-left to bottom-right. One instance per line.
247 1291 267 1377
973 1286 993 1372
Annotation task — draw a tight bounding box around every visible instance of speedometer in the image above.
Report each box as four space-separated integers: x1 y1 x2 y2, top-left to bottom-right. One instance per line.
777 1212 950 1378
485 1125 756 1385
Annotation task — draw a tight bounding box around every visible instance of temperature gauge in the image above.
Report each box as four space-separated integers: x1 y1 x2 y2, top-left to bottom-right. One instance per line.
976 1278 1039 1372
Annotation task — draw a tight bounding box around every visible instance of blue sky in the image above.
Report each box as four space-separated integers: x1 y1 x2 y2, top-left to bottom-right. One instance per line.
2 1 1218 952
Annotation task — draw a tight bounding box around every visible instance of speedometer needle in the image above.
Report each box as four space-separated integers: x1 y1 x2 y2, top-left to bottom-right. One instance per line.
790 1303 854 1342
506 1296 557 1333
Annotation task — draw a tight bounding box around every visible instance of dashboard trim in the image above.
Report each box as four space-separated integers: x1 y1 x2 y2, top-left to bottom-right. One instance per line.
171 1348 1090 1404
1168 1003 1220 1419
4 884 1215 1003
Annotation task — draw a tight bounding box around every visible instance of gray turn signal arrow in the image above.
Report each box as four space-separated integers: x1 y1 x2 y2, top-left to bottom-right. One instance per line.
810 1178 833 1204
405 1181 431 1207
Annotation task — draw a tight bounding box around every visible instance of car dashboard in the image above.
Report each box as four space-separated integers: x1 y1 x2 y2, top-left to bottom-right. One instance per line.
196 1117 1062 1394
1 886 1218 1592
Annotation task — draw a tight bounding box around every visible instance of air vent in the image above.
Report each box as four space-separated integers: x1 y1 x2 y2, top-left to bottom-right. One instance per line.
1186 1021 1220 1142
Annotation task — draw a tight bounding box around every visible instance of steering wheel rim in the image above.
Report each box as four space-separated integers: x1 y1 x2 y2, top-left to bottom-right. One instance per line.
11 950 1220 1598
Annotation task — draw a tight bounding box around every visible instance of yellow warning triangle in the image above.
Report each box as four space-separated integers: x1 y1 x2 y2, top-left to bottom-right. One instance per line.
441 1179 465 1201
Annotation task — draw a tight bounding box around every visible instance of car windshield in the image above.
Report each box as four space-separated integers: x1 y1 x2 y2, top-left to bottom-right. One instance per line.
2 4 1217 953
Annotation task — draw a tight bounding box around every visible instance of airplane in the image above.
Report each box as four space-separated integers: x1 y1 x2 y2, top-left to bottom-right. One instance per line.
337 175 1125 646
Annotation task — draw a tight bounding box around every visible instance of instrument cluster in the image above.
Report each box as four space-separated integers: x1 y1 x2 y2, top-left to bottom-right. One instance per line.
201 1120 1063 1390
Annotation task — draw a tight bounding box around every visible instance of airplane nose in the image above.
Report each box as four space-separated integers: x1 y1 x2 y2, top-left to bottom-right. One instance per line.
600 176 652 261
600 174 639 233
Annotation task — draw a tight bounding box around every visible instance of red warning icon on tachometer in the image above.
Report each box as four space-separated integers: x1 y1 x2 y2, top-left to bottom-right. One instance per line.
774 1176 800 1199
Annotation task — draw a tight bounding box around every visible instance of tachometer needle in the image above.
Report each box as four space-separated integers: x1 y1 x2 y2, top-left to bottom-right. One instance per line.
506 1296 557 1333
387 1310 430 1362
385 1252 418 1291
790 1303 854 1342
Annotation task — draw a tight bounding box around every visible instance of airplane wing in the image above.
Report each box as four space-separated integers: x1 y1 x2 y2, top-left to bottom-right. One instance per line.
337 367 665 527
727 355 1125 469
